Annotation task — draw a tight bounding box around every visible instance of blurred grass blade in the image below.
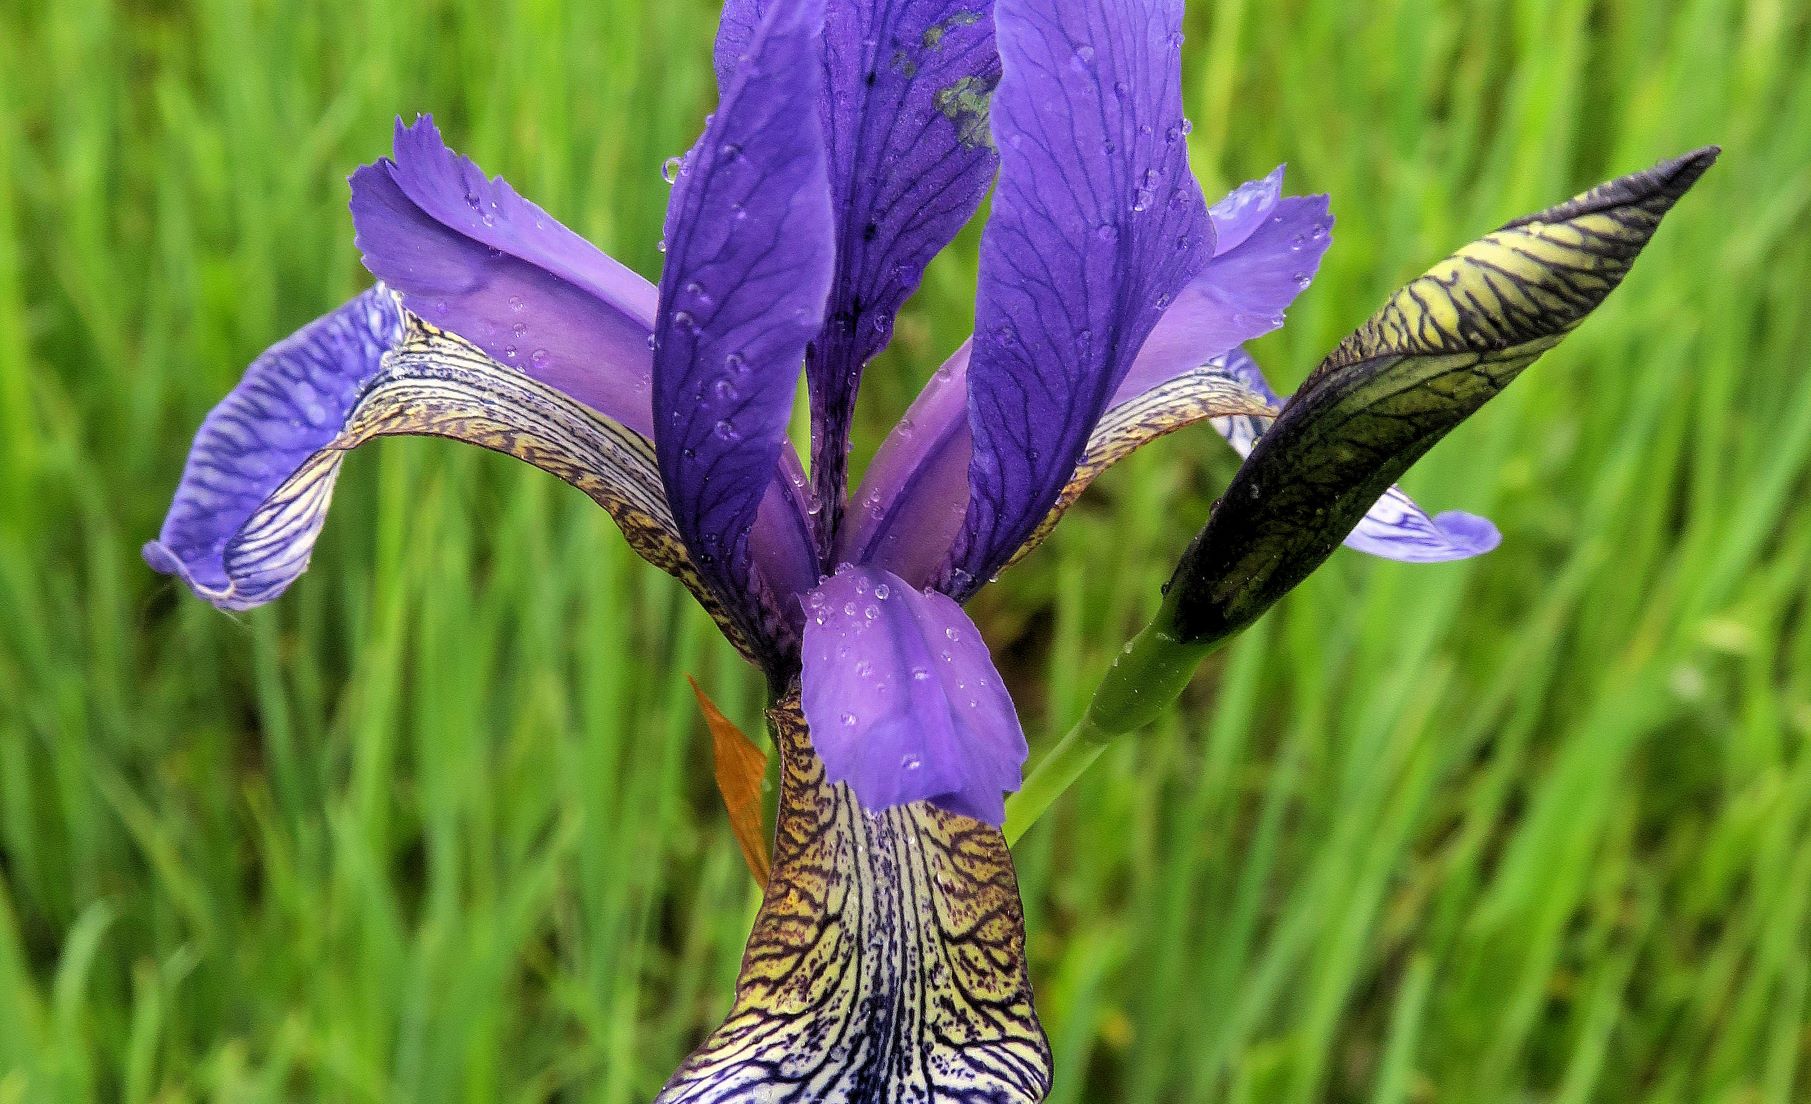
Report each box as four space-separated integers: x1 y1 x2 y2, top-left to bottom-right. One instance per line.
688 676 771 887
1164 146 1720 647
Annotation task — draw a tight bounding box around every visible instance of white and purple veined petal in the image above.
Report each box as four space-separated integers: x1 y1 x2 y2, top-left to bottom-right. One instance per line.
652 0 836 648
1210 348 1501 563
800 566 1027 825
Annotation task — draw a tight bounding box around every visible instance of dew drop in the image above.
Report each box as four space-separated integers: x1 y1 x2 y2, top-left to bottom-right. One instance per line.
661 155 684 184
503 345 518 360
511 322 527 338
508 295 525 313
841 712 858 727
530 348 550 368
713 419 739 441
944 626 960 641
873 584 890 600
713 378 738 401
901 754 922 771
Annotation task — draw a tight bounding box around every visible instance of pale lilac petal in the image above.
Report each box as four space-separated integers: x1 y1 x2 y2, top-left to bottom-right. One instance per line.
653 0 835 644
800 566 1026 824
805 2 1001 529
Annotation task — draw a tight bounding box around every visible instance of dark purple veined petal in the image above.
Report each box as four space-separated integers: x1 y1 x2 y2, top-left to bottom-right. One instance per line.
800 566 1027 824
350 116 658 434
945 0 1213 598
845 167 1326 587
653 0 836 647
805 1 1001 544
145 289 401 609
1209 349 1500 563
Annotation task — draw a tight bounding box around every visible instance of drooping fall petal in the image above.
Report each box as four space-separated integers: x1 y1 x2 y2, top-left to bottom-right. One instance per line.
658 693 1050 1102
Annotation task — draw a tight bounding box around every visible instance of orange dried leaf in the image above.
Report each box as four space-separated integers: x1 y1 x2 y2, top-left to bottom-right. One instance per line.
689 676 771 887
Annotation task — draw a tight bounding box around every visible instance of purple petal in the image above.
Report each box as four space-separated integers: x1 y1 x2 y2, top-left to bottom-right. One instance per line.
145 289 401 609
847 172 1329 586
350 117 658 434
800 566 1027 824
839 340 974 585
353 115 817 615
1209 348 1501 563
1107 183 1332 406
653 0 835 643
946 0 1213 597
805 1 1001 534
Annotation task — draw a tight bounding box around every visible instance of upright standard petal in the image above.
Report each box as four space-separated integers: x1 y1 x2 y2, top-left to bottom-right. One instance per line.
350 117 658 433
653 0 836 647
800 567 1027 825
805 1 1001 542
846 170 1329 584
946 0 1212 597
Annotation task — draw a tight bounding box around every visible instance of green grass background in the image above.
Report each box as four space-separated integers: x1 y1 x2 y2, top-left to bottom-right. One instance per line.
2 0 1808 1100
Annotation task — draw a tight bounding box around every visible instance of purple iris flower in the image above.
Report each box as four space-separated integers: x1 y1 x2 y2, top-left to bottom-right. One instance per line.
146 0 1496 830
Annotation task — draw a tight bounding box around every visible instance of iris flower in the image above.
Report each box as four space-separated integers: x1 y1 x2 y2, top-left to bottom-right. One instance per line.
147 0 1712 1096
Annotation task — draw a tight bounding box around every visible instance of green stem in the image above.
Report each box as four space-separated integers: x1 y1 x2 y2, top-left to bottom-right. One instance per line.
1004 619 1222 844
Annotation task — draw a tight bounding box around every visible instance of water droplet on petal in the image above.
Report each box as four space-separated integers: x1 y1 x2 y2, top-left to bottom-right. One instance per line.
873 584 890 600
661 155 684 184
